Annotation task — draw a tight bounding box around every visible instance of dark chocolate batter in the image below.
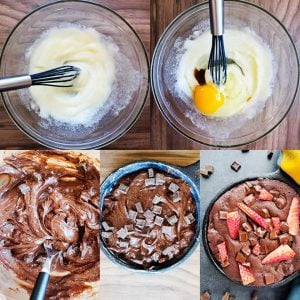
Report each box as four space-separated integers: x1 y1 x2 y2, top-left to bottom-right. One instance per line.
102 168 196 269
207 179 300 286
0 151 100 299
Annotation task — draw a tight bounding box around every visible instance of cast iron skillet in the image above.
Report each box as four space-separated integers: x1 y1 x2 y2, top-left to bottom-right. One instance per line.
100 160 200 272
203 168 300 288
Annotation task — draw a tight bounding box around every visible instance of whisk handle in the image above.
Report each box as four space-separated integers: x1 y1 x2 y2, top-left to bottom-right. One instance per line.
0 75 32 92
209 0 224 36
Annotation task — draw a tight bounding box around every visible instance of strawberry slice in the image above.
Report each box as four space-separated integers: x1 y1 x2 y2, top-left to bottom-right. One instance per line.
237 203 267 229
258 188 273 201
262 244 296 264
252 243 261 256
272 217 281 235
287 197 299 236
217 241 229 267
227 211 241 239
238 264 255 285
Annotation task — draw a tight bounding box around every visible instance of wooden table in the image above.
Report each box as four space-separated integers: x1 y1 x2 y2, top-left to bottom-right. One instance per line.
100 150 200 300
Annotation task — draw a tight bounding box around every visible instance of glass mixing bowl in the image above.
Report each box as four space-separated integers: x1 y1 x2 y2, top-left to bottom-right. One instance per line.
0 0 149 149
151 0 299 147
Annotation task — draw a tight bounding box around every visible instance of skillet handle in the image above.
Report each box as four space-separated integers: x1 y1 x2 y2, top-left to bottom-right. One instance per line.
287 275 300 300
179 160 200 188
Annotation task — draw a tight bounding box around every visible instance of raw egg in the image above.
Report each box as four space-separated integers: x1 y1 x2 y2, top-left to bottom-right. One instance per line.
193 84 224 116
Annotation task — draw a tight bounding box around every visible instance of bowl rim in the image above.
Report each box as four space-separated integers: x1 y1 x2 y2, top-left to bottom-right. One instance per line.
202 171 300 288
151 0 300 148
100 160 201 273
0 0 150 149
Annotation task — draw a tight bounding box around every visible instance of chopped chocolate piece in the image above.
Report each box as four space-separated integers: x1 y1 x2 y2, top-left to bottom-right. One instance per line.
255 227 266 238
172 191 181 203
184 213 195 225
136 219 146 229
280 221 289 233
242 262 251 268
243 194 256 206
148 168 154 178
102 221 113 232
264 273 275 285
144 209 155 220
119 241 129 249
236 252 247 264
128 210 138 221
200 291 211 300
162 245 176 258
200 168 210 178
254 185 262 192
219 211 228 220
279 233 292 244
155 173 165 185
117 227 128 239
167 215 178 225
152 205 162 215
145 178 155 186
270 190 280 196
241 245 251 256
269 229 278 240
267 151 274 160
118 183 129 194
261 208 270 218
242 150 250 153
102 231 113 239
231 161 241 172
152 195 164 204
239 231 248 242
274 196 287 209
168 182 179 193
154 216 164 226
135 202 143 213
205 164 214 174
242 222 252 232
125 224 134 233
162 226 174 237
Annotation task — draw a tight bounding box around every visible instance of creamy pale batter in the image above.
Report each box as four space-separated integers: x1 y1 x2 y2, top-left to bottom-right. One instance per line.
0 151 100 299
28 25 116 125
176 29 275 117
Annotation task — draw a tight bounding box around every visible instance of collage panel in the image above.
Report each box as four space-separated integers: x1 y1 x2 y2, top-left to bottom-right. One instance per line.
200 150 300 300
100 150 200 300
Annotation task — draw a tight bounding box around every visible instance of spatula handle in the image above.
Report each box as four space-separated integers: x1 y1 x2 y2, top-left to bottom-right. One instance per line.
30 271 50 300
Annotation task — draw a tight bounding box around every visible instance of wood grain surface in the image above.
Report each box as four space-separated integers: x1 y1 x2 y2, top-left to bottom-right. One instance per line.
100 150 200 300
150 0 300 150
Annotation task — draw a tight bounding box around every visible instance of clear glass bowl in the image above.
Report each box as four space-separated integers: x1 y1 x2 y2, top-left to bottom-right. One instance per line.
0 1 149 149
151 1 299 147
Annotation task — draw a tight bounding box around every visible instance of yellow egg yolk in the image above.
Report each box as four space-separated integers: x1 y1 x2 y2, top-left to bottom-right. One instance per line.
193 84 224 116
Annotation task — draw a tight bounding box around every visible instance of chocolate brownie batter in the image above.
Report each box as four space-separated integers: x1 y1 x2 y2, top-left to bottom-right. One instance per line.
207 178 300 286
102 168 196 269
0 151 100 299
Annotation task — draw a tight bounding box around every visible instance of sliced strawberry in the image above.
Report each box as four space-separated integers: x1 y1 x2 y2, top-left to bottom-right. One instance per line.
227 211 241 239
217 241 229 267
287 197 299 236
272 217 281 235
258 188 273 201
252 243 261 256
262 244 296 264
237 203 267 229
238 264 255 285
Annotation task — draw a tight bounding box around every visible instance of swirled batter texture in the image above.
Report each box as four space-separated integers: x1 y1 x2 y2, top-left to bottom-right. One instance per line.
102 169 196 270
28 25 116 125
0 151 100 299
176 29 275 117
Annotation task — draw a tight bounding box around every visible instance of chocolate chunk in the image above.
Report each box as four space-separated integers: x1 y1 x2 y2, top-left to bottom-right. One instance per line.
200 168 210 178
274 196 287 209
219 211 228 220
231 161 241 172
236 252 247 264
242 222 252 232
200 291 211 300
144 209 155 220
269 229 278 240
119 241 129 249
242 150 250 153
154 216 164 226
264 273 275 285
135 202 143 213
125 224 134 233
205 164 214 174
145 178 155 186
136 219 146 229
168 182 179 193
172 191 181 203
167 215 178 225
148 168 154 178
184 213 195 225
162 226 174 237
255 227 266 238
152 205 162 215
117 227 128 239
102 231 113 239
155 173 165 185
261 208 270 218
239 231 248 242
102 221 113 232
280 222 289 233
118 183 129 194
243 194 256 206
241 245 251 256
152 195 164 204
128 210 138 221
267 151 274 160
279 233 292 244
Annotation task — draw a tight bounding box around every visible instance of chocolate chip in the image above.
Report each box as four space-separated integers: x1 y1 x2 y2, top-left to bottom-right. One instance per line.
239 231 248 242
231 161 241 172
264 273 275 285
242 222 252 232
242 150 250 153
267 151 274 160
243 194 256 206
280 222 289 233
219 211 228 220
261 208 270 218
274 196 287 209
236 252 247 264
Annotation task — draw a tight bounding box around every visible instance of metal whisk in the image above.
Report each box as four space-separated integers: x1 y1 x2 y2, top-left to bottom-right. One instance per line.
208 0 227 86
0 65 80 92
